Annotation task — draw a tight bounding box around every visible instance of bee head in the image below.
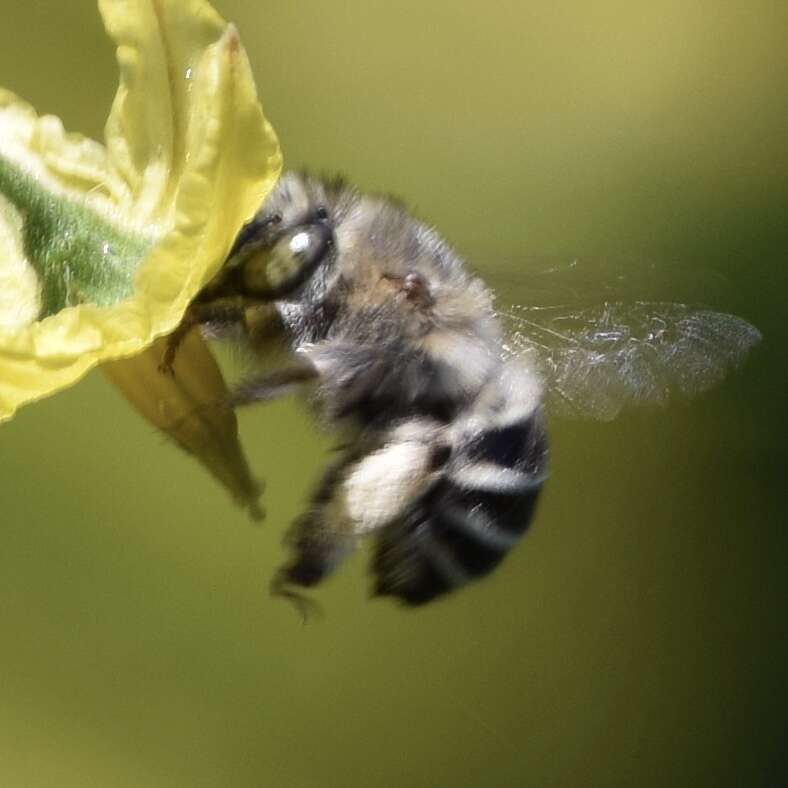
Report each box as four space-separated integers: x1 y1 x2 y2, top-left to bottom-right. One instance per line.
219 172 355 303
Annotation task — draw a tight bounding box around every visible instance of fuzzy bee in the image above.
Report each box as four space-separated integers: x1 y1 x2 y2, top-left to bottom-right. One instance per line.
164 172 760 609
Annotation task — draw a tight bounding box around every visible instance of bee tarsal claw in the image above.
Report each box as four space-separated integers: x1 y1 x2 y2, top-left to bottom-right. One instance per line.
269 570 323 623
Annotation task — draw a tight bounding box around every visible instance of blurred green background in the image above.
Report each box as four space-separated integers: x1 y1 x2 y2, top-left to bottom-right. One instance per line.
1 1 786 786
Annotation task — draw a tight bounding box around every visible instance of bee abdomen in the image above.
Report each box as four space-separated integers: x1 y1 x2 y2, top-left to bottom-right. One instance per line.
373 410 548 606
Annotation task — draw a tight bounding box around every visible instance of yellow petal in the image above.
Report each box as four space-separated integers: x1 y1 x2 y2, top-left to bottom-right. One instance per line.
0 89 134 230
0 188 40 330
100 0 258 226
0 1 282 422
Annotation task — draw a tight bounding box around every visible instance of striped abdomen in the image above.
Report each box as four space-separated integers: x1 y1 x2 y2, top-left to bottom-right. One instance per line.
372 408 548 606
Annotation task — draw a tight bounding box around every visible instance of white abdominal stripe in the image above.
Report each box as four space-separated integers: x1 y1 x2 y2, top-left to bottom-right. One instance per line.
372 414 547 606
450 462 545 494
440 503 521 550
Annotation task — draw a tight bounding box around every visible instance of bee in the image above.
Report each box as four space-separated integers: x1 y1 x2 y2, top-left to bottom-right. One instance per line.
164 172 760 609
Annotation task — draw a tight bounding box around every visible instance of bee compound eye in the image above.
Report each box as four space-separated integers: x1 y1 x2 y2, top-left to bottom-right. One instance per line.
240 252 272 294
239 223 335 298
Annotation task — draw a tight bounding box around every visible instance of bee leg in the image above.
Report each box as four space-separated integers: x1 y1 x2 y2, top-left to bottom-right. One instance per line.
159 296 267 375
273 430 438 612
229 359 319 407
272 455 360 617
269 570 324 623
270 524 340 622
159 320 197 376
272 520 356 605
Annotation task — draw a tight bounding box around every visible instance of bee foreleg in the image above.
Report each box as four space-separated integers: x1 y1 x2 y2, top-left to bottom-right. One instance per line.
159 296 267 375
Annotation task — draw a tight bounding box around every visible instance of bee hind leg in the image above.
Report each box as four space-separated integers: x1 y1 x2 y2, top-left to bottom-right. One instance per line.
271 511 357 619
269 568 324 623
271 454 362 616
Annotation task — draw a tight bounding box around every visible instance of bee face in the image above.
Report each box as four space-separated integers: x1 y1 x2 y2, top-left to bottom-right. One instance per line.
223 174 350 302
237 221 335 298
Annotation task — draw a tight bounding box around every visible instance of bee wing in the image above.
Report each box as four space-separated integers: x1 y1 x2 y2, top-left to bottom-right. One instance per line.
499 301 761 421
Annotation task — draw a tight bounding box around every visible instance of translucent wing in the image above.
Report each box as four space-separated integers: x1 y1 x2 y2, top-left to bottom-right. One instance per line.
500 301 761 421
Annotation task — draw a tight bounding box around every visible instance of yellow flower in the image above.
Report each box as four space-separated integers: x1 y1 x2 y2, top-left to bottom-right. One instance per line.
0 0 282 517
